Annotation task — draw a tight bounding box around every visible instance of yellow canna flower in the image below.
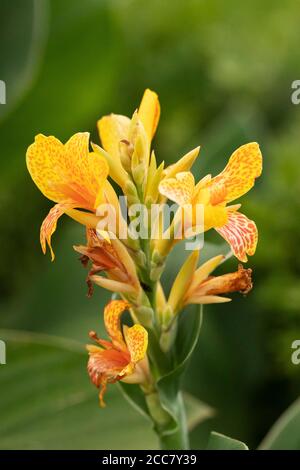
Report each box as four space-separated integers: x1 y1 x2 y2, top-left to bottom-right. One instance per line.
87 300 149 407
97 89 160 190
184 256 252 305
26 132 109 260
159 142 262 262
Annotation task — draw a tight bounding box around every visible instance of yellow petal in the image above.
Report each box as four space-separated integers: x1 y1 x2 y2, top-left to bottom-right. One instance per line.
188 255 225 294
163 146 200 179
64 208 101 228
124 324 148 364
103 300 130 350
159 171 195 206
90 275 136 294
110 238 140 288
146 158 164 204
64 135 109 209
156 282 167 313
207 142 262 204
215 211 258 262
168 250 200 313
187 295 232 304
26 134 67 202
97 114 131 159
92 142 129 190
202 204 228 231
40 202 75 261
138 89 160 142
26 133 109 210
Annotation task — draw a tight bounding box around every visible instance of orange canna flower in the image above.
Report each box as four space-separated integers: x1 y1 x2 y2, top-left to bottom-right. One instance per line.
74 229 141 296
26 132 110 260
159 143 262 262
184 255 252 306
87 300 148 407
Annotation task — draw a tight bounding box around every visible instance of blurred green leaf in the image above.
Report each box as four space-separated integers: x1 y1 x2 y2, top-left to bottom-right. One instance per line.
207 431 248 450
0 0 49 122
184 392 215 432
0 329 157 449
259 398 300 450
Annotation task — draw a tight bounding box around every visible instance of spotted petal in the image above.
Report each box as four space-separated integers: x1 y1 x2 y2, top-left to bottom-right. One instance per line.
159 171 195 206
87 348 129 407
26 133 109 210
208 142 262 204
104 300 130 351
215 211 258 262
124 324 148 364
40 202 75 261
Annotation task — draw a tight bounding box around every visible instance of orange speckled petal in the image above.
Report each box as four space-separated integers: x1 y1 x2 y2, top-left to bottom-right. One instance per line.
97 114 131 159
26 133 109 210
40 202 75 261
87 348 129 407
64 133 109 209
104 300 130 350
208 142 262 203
215 211 258 262
138 89 160 142
159 171 195 206
26 134 67 202
124 324 148 364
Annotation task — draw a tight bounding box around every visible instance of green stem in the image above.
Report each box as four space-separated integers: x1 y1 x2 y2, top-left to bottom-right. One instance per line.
145 390 189 450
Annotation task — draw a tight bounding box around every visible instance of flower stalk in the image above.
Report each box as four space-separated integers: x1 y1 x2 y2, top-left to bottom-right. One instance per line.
26 88 262 449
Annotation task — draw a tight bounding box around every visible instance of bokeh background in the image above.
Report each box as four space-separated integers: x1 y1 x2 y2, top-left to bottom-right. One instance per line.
1 0 300 449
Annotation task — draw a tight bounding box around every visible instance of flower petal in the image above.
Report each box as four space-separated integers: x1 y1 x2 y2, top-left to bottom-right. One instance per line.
188 254 225 294
187 295 232 304
208 142 262 203
215 211 258 262
168 250 199 313
159 171 195 206
97 114 131 160
87 348 129 407
124 324 148 364
138 89 160 142
90 276 136 294
26 133 109 210
26 134 67 202
40 202 75 261
104 300 130 350
164 146 200 179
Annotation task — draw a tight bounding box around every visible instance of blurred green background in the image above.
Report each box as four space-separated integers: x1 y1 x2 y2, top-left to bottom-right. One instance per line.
1 0 300 449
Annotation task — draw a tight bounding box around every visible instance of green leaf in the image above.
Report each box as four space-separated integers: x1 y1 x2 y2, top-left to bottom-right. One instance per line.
207 431 249 450
259 398 300 450
0 329 157 449
184 392 215 432
0 0 49 122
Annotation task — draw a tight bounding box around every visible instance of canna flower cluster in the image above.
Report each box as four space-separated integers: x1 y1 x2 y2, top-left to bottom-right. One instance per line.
26 89 262 418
